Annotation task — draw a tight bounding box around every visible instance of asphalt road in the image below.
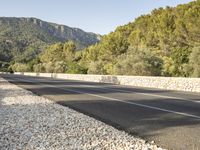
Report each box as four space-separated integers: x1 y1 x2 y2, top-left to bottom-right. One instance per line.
1 74 200 150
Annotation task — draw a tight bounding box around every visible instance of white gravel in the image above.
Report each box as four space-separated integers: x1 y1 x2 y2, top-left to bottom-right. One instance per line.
0 77 165 150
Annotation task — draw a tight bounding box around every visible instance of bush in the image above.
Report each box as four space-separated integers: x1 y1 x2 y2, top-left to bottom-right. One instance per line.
184 47 200 77
87 61 106 75
11 63 30 72
66 62 87 74
114 48 162 76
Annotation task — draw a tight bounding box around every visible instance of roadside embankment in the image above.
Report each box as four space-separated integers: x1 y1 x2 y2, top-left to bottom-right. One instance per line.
12 72 200 93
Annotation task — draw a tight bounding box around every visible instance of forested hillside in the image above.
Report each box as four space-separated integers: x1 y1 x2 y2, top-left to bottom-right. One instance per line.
9 1 200 77
0 17 100 71
79 0 200 77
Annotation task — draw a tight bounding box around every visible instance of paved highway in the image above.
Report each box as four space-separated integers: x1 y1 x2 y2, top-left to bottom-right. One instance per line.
1 74 200 150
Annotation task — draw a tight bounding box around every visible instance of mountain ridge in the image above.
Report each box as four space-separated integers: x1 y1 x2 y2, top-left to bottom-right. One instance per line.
0 17 100 63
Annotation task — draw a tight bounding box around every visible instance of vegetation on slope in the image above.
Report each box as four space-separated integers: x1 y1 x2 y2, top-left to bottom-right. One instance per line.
79 0 200 77
0 17 100 70
7 1 200 77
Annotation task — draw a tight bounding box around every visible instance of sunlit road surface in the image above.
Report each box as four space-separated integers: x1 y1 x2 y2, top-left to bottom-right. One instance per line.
2 74 200 150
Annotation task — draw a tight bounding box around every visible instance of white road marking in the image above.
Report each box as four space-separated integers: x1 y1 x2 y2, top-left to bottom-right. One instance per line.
98 86 200 103
9 75 200 103
23 77 200 103
32 80 200 104
10 77 200 119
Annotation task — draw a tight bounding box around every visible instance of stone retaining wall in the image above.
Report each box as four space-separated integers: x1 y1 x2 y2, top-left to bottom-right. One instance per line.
12 72 200 93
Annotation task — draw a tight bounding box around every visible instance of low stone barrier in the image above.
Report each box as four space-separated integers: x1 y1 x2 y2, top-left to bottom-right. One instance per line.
12 72 200 93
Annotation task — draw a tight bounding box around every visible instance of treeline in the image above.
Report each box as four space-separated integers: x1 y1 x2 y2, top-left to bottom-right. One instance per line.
11 41 87 74
10 1 200 77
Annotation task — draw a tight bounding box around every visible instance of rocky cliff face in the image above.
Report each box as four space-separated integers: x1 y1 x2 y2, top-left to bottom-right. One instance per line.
0 17 100 47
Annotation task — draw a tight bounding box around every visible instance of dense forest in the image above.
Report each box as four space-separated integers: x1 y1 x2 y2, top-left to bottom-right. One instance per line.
5 1 200 77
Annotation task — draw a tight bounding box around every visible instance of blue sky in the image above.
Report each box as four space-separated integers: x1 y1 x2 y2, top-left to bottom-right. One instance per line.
0 0 193 34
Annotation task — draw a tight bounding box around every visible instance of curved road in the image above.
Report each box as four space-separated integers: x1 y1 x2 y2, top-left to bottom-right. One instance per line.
1 74 200 150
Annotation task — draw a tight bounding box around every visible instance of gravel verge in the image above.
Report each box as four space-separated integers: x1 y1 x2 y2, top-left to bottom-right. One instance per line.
0 77 165 150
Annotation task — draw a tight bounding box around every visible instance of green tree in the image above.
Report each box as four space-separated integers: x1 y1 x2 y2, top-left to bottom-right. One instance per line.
11 63 30 72
184 47 200 77
114 48 162 76
63 41 76 62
